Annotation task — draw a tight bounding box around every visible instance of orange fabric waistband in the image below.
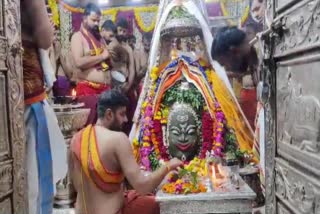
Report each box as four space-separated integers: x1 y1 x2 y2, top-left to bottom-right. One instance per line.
25 91 46 105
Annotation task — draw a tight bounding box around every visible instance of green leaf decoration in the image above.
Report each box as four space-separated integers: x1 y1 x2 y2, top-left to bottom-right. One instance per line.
149 152 160 171
162 81 205 115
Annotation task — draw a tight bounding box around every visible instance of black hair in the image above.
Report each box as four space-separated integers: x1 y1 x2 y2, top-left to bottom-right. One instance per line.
128 35 136 40
142 32 153 41
211 26 246 59
83 3 101 16
101 20 116 33
97 89 129 118
116 18 129 30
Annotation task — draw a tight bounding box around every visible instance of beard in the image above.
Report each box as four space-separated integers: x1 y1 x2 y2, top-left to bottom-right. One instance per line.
89 26 101 40
105 39 112 45
109 119 123 132
116 35 128 43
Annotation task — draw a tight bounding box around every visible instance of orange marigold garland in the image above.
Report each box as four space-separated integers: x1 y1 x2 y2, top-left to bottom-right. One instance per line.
162 159 207 194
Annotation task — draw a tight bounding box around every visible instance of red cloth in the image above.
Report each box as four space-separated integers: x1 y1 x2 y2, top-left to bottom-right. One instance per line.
76 81 111 96
76 81 111 125
240 88 257 130
117 190 159 214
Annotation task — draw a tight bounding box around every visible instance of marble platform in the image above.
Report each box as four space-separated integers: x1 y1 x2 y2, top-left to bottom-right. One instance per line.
53 208 75 214
156 176 256 214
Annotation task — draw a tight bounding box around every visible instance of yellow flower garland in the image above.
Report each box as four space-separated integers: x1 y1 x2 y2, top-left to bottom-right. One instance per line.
48 0 60 27
61 1 158 32
220 0 250 26
102 9 118 23
134 6 158 32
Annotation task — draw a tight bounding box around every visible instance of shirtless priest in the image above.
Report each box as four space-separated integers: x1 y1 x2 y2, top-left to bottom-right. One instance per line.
69 89 183 214
71 3 111 125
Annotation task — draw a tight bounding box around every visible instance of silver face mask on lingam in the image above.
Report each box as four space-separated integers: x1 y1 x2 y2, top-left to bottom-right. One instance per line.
167 103 200 161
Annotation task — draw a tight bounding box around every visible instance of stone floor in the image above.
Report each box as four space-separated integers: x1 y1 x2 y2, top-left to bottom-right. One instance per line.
53 207 264 214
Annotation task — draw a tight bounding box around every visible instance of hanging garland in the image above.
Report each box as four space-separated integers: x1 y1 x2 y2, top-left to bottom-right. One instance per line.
48 0 60 27
60 1 157 33
133 6 158 32
220 0 250 26
102 9 118 23
59 6 72 56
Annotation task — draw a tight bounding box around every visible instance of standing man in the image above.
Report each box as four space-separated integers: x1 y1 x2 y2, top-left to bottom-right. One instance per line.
21 0 67 213
128 35 137 51
211 26 258 129
53 33 80 97
115 18 135 93
134 32 152 92
101 20 117 45
115 18 136 134
69 89 183 214
101 20 131 92
71 3 111 125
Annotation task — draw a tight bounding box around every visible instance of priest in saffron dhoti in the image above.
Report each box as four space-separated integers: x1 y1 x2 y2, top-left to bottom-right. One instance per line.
69 89 183 214
71 3 113 125
130 0 259 172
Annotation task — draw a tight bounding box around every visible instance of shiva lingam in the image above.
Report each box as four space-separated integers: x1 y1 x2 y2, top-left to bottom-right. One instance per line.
52 89 90 208
134 2 256 213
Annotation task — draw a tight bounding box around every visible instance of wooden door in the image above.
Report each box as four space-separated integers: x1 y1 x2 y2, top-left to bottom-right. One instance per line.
0 0 27 213
263 0 320 213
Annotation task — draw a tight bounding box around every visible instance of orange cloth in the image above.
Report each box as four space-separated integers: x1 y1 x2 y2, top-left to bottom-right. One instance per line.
116 190 159 214
71 125 124 191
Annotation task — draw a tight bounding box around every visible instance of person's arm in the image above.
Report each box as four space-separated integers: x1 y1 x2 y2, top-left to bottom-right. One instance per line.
123 46 136 92
115 133 182 194
134 49 140 75
48 45 57 74
60 54 74 79
25 0 53 49
71 33 110 70
39 48 56 90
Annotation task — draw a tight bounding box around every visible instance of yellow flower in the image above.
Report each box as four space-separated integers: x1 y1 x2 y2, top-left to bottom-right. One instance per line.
150 66 160 81
143 142 150 147
134 6 157 32
176 179 183 184
154 111 162 120
142 101 148 109
151 73 157 81
162 107 169 117
133 138 139 147
143 136 150 141
160 119 167 124
155 148 160 155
